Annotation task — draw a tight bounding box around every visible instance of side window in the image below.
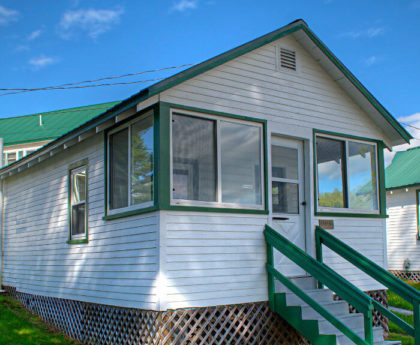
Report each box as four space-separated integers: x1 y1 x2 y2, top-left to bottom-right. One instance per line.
69 165 88 242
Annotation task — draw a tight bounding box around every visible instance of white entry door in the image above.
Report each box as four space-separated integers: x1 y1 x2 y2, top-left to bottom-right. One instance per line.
271 137 307 277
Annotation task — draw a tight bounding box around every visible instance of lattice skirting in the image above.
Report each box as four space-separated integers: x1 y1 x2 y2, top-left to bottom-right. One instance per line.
390 270 420 282
334 289 389 335
3 286 310 345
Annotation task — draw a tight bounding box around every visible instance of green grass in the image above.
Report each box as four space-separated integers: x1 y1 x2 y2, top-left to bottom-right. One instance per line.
385 280 420 345
0 294 78 345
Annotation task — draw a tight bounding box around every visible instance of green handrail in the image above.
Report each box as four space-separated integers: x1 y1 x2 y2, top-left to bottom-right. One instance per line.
315 225 420 344
264 225 374 345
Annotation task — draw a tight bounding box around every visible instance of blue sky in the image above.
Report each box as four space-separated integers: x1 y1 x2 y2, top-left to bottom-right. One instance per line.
0 0 419 161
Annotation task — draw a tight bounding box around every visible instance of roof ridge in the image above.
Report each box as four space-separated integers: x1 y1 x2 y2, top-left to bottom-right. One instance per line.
0 100 120 121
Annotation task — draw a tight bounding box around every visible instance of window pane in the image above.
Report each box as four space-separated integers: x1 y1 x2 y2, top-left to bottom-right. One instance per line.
131 116 154 205
109 128 129 209
72 169 86 203
221 121 262 205
272 181 299 214
348 142 378 210
272 146 298 179
7 152 16 164
71 204 85 236
172 114 217 202
316 137 346 208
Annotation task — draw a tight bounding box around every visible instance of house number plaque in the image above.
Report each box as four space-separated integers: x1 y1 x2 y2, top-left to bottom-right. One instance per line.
318 219 334 230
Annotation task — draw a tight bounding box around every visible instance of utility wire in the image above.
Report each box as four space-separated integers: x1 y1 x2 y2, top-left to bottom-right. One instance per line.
401 121 420 131
0 77 165 97
0 63 194 97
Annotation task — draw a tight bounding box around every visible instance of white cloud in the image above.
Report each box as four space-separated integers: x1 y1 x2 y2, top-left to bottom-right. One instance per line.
15 45 30 52
59 8 124 39
28 55 57 69
28 29 43 41
171 0 198 12
0 5 19 25
339 27 385 39
385 112 420 166
365 56 377 66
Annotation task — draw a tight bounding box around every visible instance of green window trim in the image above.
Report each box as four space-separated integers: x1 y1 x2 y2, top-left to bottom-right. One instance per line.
417 189 420 241
313 129 387 218
67 158 89 245
103 101 269 220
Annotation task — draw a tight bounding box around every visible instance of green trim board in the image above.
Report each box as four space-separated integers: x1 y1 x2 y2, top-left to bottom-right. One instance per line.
313 129 387 218
417 189 420 241
67 158 89 245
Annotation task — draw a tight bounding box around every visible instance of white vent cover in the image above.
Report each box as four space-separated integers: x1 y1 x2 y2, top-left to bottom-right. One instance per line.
279 48 296 71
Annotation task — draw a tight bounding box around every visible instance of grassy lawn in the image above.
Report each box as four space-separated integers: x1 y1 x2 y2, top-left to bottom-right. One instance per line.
386 280 419 345
0 294 78 345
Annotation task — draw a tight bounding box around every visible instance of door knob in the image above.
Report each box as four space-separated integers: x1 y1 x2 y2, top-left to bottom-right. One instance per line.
301 201 306 206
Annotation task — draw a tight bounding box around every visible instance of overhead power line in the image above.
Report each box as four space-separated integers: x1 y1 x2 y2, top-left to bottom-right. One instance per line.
400 122 420 131
0 63 194 97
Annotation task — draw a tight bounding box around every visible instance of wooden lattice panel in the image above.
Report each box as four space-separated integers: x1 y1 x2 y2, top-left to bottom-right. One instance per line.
2 285 310 345
390 270 420 282
334 289 389 335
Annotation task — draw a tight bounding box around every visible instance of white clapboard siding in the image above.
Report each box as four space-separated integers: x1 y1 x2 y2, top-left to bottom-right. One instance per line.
386 189 420 271
2 134 160 310
160 211 268 310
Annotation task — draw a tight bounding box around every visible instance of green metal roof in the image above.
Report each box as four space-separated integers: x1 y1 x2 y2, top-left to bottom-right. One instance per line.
0 101 120 146
385 147 420 189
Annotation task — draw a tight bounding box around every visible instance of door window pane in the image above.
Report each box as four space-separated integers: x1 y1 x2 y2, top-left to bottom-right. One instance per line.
272 146 298 179
109 128 129 210
221 121 262 205
316 137 346 208
172 114 217 202
348 142 378 210
131 116 154 205
272 181 299 214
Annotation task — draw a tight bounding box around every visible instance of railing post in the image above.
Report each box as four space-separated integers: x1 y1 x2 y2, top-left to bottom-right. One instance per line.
414 301 420 345
315 227 324 289
266 241 275 309
363 306 374 345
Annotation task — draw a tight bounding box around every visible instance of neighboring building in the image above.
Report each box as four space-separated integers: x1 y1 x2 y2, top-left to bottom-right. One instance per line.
386 147 420 279
0 20 414 345
0 101 120 166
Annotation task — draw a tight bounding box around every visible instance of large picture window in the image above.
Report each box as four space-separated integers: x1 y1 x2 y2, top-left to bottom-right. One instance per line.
315 134 379 213
107 112 154 213
171 112 264 209
69 165 87 241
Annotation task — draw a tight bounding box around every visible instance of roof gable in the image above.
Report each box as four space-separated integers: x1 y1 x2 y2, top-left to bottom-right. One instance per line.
386 147 420 189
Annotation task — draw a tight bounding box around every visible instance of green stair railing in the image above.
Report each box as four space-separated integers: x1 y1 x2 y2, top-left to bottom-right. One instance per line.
316 225 420 345
264 225 375 345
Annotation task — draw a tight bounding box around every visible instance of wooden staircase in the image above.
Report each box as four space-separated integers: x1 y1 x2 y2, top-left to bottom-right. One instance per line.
272 278 394 345
264 225 420 345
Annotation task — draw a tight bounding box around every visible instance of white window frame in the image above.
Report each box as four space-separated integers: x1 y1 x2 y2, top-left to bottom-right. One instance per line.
70 165 87 240
3 146 42 165
106 111 154 215
169 108 265 210
315 133 380 215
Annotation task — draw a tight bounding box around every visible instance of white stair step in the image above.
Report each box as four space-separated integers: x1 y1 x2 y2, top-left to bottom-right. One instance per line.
286 288 333 307
335 326 384 345
301 300 349 320
318 313 364 335
275 276 316 292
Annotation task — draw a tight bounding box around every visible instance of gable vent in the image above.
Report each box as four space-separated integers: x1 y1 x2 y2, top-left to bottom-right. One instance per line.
280 48 296 71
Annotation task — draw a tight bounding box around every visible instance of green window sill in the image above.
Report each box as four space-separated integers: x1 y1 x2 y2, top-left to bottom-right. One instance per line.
103 205 159 221
67 238 89 245
315 212 388 219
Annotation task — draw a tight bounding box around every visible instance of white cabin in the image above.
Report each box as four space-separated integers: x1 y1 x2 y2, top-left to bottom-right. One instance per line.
0 20 413 345
386 147 420 276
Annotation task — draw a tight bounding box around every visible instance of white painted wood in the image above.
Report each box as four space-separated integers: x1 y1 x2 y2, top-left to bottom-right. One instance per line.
2 134 160 310
386 189 420 271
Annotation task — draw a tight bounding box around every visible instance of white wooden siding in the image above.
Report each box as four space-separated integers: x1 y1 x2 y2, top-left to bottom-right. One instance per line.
159 33 389 308
2 134 160 310
386 189 420 271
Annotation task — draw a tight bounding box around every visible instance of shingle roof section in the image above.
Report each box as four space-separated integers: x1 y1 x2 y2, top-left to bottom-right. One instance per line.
0 100 120 146
385 146 420 189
